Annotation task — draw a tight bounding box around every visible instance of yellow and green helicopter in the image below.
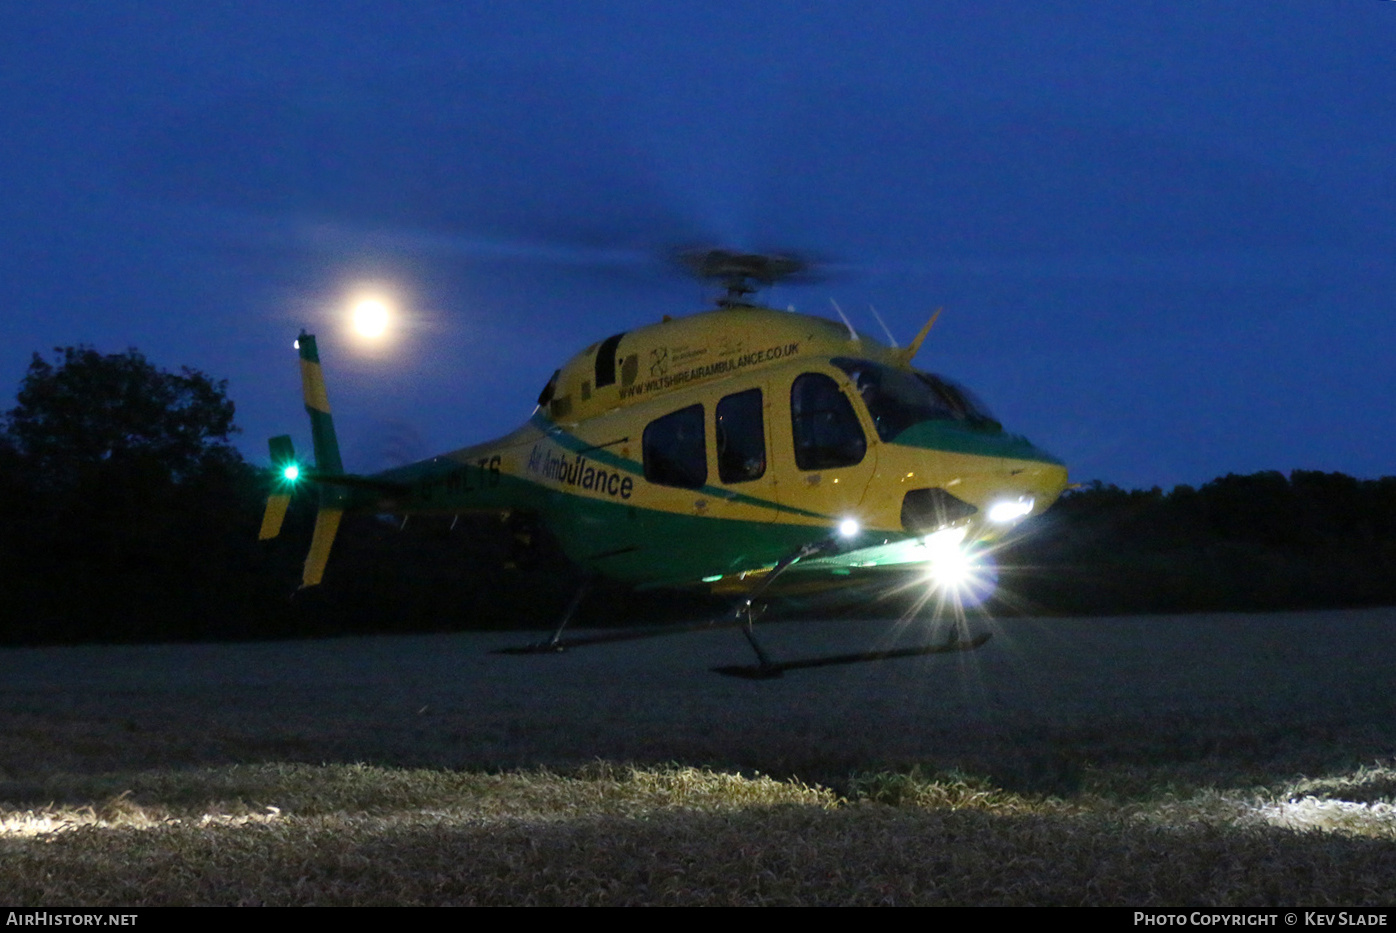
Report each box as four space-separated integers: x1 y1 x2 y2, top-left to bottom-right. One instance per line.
258 250 1068 676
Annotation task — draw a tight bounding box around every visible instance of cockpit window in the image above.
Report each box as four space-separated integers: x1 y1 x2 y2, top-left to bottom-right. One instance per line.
832 358 999 441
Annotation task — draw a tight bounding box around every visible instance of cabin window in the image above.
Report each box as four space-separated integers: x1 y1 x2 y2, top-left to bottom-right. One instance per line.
594 332 625 388
716 389 765 483
791 373 866 470
643 404 707 489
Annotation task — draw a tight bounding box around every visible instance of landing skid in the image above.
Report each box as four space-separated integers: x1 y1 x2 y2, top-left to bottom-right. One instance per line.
496 618 992 677
492 614 744 654
493 538 992 677
710 632 992 679
496 541 826 661
493 573 594 655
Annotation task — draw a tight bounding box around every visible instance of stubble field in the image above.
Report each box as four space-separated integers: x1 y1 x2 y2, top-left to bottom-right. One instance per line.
2 608 1395 906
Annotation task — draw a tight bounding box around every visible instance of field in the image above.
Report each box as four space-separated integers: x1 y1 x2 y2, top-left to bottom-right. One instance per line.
3 608 1396 906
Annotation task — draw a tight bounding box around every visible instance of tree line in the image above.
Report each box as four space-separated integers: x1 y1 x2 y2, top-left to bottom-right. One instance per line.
992 472 1396 616
0 346 1392 646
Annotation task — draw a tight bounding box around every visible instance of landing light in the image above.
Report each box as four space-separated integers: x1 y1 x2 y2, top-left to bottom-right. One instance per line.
282 465 301 482
987 497 1034 524
924 525 967 553
922 525 974 589
837 518 861 539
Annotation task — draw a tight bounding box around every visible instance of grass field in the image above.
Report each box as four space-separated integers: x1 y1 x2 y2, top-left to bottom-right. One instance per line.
3 608 1395 905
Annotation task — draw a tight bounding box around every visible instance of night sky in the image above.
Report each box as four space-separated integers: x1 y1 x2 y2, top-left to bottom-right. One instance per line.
2 2 1392 491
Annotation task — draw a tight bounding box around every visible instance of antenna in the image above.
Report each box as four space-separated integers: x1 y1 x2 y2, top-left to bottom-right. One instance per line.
829 299 859 341
868 305 898 347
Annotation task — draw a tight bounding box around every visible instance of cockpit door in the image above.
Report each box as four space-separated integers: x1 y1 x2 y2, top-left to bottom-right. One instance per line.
767 369 878 530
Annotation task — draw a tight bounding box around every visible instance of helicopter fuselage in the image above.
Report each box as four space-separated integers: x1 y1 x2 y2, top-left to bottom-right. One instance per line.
325 304 1068 589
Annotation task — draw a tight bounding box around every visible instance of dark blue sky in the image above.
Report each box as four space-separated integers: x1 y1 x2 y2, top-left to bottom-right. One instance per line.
3 2 1392 490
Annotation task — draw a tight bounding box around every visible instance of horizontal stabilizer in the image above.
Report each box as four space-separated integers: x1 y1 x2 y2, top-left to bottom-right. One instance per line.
259 494 290 540
258 434 299 540
269 434 295 467
302 507 343 588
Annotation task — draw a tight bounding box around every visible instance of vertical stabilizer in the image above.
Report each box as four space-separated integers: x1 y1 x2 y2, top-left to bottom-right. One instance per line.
302 507 344 588
258 435 297 540
298 332 345 476
294 332 346 587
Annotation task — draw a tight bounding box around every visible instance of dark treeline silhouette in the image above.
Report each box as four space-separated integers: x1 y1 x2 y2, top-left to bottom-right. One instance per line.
0 347 292 644
0 347 711 645
1 347 1393 646
993 473 1396 616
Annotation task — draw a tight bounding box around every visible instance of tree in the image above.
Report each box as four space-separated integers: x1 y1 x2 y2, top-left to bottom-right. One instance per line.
0 347 280 644
3 346 239 487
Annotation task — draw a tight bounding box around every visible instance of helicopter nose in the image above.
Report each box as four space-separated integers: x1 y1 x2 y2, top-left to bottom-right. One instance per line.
985 459 1070 526
883 423 1067 532
895 450 1068 536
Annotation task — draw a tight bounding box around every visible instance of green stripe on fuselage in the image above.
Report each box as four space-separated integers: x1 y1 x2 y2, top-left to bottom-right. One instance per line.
354 448 843 586
889 421 1064 464
541 486 851 586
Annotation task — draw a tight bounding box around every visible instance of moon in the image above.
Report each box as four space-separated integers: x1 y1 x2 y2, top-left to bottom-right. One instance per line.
352 298 391 339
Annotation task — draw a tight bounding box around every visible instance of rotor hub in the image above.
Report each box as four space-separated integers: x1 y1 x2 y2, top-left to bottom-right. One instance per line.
678 249 808 307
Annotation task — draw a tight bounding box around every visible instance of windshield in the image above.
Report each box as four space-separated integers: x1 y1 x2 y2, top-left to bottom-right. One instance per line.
832 358 999 442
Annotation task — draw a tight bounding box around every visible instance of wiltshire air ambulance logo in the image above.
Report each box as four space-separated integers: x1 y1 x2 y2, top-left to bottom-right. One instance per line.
649 347 669 377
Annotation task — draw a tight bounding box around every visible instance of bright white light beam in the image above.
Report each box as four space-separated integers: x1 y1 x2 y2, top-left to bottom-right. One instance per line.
923 525 973 589
987 497 1035 524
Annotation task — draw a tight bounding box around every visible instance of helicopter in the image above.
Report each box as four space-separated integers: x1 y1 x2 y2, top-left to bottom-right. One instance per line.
258 250 1069 677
